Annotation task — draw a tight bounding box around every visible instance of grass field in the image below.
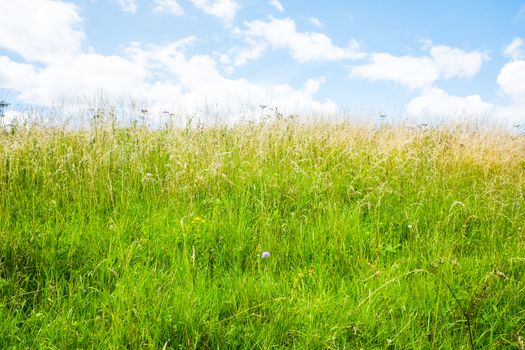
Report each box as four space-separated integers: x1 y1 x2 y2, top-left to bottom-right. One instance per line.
0 118 524 349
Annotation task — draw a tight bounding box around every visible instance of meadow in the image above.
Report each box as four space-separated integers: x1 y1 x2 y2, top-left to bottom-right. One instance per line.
0 116 524 349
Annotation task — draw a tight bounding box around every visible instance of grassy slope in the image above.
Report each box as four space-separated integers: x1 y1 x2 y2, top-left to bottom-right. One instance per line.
0 121 524 349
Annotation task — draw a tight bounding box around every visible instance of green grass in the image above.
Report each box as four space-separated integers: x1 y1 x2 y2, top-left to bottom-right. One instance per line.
0 120 524 349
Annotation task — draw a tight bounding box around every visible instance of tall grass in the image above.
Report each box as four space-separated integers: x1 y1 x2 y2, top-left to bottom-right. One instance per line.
0 119 524 348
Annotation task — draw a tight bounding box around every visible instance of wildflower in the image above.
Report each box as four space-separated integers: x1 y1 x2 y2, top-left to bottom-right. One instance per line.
408 224 412 229
261 251 270 259
192 215 205 224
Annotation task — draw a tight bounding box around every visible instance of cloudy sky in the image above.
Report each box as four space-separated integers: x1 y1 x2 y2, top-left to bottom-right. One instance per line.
1 0 525 124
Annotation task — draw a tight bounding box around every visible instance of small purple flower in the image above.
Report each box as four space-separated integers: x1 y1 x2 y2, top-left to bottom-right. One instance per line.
261 251 270 259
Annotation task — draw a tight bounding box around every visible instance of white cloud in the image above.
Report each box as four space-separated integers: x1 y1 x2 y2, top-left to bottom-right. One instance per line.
493 102 525 126
304 77 325 95
153 0 184 15
503 37 524 61
351 53 438 89
1 29 337 120
406 88 493 120
308 17 323 28
487 39 525 125
217 39 268 68
0 56 39 93
497 59 525 98
430 45 488 79
493 52 525 125
403 55 525 126
352 40 520 125
0 0 84 63
114 0 138 13
190 0 240 23
0 53 146 103
351 44 488 89
233 42 267 66
269 0 284 12
243 17 366 62
124 41 337 116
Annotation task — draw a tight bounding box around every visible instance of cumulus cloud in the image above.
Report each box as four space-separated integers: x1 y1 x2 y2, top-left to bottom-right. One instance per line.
351 40 524 125
124 41 337 116
406 88 493 120
242 17 366 62
497 60 525 98
269 0 284 12
1 46 336 119
403 40 525 125
0 0 84 63
0 1 336 120
430 45 488 79
351 44 488 89
0 56 39 93
153 0 184 15
304 77 325 95
308 17 323 28
190 0 240 24
503 37 524 61
352 53 438 89
233 42 267 66
216 38 268 68
498 38 525 104
495 42 525 125
114 0 138 13
493 102 525 126
5 0 516 126
0 53 146 103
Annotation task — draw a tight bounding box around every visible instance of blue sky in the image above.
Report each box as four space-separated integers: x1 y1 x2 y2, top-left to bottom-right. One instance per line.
1 0 525 125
